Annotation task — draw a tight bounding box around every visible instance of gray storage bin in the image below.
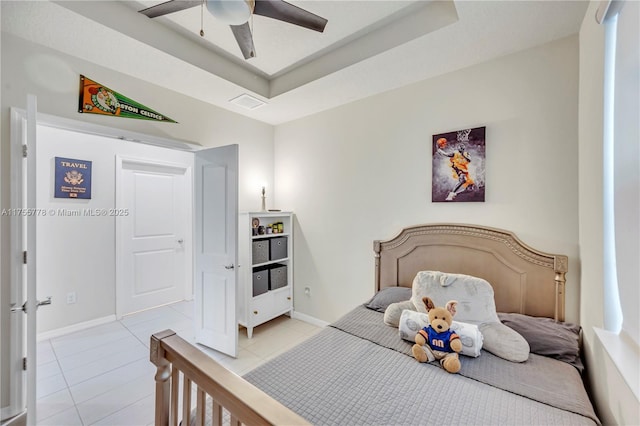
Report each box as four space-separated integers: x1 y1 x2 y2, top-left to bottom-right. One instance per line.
252 267 269 296
252 239 269 264
269 264 288 290
269 237 288 260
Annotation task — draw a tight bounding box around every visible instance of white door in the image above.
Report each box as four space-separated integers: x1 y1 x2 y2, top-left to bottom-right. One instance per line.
116 158 192 318
194 145 238 357
6 96 44 425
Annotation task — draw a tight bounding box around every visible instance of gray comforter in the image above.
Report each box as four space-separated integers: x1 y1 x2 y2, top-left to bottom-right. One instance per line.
244 306 600 426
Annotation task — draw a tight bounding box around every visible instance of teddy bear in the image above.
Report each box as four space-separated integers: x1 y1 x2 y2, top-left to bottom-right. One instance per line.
411 296 462 373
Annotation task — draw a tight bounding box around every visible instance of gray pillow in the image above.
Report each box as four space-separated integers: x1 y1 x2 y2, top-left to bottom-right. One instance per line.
498 312 584 372
364 287 412 313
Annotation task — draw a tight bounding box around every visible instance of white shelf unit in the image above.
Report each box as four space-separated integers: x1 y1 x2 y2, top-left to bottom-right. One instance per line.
238 212 293 338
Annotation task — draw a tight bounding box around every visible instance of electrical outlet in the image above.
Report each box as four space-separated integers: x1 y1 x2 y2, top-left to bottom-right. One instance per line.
66 292 76 304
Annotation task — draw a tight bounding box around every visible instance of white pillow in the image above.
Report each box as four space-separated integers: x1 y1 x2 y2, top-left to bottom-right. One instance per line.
399 309 483 357
383 300 415 327
411 271 500 324
410 271 530 362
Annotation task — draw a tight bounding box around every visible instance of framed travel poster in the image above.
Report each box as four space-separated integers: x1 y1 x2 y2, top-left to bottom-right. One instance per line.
54 157 92 199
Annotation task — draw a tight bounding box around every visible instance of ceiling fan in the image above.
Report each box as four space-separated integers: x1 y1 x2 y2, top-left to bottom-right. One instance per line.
138 0 328 59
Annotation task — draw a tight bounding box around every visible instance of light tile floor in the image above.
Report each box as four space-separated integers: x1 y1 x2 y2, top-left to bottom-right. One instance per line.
36 301 322 425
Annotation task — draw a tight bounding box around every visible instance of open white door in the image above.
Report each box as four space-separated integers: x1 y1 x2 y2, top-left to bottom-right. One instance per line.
116 158 192 318
7 96 47 425
194 145 238 357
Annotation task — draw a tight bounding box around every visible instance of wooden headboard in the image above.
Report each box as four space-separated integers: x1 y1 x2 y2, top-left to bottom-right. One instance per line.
373 223 568 321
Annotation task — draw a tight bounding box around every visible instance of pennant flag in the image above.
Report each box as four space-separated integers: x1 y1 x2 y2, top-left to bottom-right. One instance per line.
78 75 177 123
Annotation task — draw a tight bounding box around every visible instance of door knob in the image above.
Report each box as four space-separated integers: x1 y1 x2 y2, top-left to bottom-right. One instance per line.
37 297 52 307
10 296 52 313
10 301 26 314
224 264 235 270
177 239 184 244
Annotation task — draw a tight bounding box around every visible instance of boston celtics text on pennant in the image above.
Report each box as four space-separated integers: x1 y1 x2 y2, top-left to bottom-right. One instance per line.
55 157 92 199
78 75 177 123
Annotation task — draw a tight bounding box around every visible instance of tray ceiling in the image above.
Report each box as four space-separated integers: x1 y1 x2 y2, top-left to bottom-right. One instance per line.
2 1 589 124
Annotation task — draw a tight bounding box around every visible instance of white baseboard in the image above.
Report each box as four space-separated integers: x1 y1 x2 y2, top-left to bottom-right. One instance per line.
35 311 326 341
0 409 25 426
37 315 117 341
291 310 330 328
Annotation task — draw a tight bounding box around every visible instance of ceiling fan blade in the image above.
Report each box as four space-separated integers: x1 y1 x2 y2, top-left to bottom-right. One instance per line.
230 22 256 59
253 0 327 33
139 0 201 18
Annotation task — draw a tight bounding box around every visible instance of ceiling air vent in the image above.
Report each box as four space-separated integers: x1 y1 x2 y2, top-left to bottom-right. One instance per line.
229 93 266 110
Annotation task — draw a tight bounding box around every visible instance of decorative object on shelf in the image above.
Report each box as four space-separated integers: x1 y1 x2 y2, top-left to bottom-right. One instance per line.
261 186 267 211
432 126 486 203
251 217 260 235
268 222 283 234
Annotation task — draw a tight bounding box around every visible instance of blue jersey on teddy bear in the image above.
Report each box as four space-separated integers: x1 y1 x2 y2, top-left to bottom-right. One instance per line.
419 326 459 353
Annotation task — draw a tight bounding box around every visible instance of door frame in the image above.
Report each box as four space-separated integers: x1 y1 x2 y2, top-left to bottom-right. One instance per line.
6 98 38 425
4 108 202 422
4 108 28 421
115 156 193 319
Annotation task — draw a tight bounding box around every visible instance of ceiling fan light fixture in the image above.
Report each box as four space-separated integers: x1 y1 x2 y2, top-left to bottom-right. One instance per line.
206 0 255 25
138 0 327 61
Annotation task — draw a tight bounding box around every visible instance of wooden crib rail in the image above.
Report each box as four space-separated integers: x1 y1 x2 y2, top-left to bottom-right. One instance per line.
150 330 310 426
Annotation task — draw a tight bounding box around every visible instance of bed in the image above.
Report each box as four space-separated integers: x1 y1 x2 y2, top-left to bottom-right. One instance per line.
150 223 599 426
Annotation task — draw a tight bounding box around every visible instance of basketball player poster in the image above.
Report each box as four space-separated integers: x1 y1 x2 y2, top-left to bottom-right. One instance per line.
432 126 485 202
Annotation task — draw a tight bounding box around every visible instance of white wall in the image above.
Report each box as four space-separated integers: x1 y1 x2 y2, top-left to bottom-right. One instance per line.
578 2 639 424
274 36 581 325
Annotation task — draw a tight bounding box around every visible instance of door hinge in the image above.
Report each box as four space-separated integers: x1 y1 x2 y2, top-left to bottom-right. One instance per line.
23 251 27 265
22 145 27 158
23 357 27 371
